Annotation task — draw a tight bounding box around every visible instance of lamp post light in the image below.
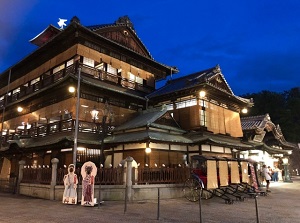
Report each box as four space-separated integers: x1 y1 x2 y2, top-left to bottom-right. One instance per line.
70 67 81 168
17 106 23 113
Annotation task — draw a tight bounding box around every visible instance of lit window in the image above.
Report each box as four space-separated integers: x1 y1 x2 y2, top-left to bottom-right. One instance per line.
66 59 74 67
53 64 65 74
31 77 40 85
176 101 185 109
128 72 135 82
107 64 117 75
83 57 94 67
136 76 143 84
13 87 20 94
166 104 173 110
200 109 207 126
199 99 207 108
175 99 197 109
185 98 197 107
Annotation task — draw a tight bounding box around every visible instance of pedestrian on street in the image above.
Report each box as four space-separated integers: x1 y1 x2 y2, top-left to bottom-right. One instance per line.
262 164 272 192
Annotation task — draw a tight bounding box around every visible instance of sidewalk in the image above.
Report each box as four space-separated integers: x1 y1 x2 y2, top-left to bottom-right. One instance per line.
0 177 300 223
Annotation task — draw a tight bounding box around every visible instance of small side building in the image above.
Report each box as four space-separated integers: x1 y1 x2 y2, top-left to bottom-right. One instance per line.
241 113 298 169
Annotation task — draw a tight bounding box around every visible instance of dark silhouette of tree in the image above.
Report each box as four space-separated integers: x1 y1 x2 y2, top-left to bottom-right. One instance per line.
241 87 300 172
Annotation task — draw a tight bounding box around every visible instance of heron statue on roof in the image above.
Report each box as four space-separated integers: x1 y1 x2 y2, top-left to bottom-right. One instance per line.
58 18 67 29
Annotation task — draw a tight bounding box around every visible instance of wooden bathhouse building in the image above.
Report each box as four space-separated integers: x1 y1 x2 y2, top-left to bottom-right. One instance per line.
0 16 292 179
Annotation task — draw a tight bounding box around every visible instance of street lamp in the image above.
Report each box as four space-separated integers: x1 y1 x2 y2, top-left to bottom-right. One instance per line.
17 106 23 113
70 67 81 168
145 142 151 154
241 108 248 114
199 90 206 98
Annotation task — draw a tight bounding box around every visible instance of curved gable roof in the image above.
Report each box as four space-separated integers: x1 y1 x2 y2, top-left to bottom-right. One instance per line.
86 16 152 59
241 114 298 149
29 24 61 47
148 65 251 106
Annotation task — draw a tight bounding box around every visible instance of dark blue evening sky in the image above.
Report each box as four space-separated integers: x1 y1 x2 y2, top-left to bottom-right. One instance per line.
1 0 299 95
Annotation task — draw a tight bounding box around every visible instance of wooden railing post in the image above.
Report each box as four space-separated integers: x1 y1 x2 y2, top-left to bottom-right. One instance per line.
50 158 59 200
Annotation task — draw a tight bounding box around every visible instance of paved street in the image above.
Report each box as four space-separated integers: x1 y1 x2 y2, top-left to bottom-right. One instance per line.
0 177 300 223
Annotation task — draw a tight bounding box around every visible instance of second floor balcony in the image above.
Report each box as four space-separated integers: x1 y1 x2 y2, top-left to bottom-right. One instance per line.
0 63 154 109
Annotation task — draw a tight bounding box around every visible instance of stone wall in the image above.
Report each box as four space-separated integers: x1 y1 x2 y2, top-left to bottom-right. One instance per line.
19 183 184 201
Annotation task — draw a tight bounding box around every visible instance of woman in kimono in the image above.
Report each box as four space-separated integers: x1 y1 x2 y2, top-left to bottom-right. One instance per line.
81 161 97 206
62 164 78 204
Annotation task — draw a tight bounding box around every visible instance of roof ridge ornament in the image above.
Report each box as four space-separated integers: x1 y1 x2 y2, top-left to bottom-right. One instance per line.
115 15 134 30
71 16 80 24
57 18 68 29
213 64 221 74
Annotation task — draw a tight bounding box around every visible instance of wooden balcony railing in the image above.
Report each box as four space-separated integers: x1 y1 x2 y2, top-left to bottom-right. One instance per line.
15 119 105 138
0 63 154 109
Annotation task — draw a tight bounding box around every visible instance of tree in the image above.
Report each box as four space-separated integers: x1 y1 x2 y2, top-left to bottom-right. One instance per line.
241 88 300 171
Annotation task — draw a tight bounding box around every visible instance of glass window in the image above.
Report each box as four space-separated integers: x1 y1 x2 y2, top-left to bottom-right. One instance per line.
186 98 197 107
83 57 94 67
200 109 207 126
66 59 74 67
136 76 143 84
53 64 65 74
95 62 104 70
107 64 117 75
166 103 173 111
199 99 207 108
31 77 40 85
175 98 197 109
13 87 20 94
128 72 135 82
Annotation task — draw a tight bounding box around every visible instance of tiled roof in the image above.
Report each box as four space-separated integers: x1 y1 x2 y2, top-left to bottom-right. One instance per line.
104 130 192 144
147 65 251 106
29 25 61 47
241 114 298 149
147 66 218 98
113 106 183 132
186 132 253 149
241 114 270 130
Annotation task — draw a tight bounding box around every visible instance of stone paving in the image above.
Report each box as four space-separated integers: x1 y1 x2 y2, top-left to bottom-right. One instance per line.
0 177 300 223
